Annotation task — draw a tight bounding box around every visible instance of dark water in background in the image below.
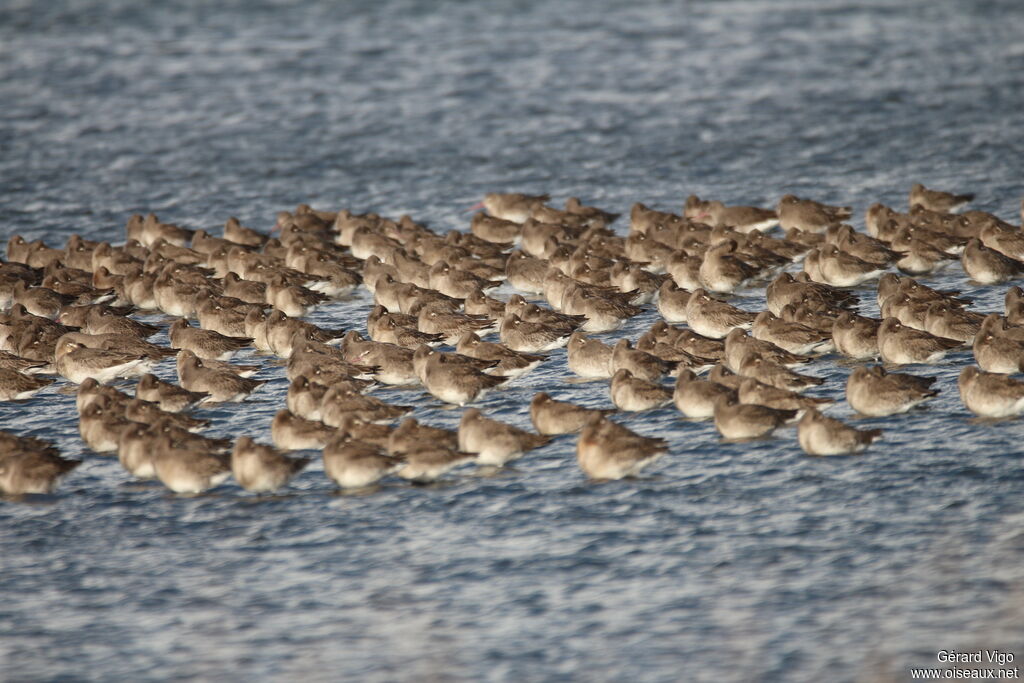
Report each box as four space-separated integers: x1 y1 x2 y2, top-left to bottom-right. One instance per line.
2 1 1024 680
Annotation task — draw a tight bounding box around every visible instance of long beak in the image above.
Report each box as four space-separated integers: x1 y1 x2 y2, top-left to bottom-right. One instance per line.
465 201 485 213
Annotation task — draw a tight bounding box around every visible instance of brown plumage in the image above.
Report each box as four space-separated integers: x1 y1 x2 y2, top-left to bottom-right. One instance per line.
0 446 80 495
576 416 667 480
231 436 310 492
530 392 615 435
798 409 881 456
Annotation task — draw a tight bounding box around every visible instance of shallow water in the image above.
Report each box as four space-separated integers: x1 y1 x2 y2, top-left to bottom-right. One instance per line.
2 1 1024 681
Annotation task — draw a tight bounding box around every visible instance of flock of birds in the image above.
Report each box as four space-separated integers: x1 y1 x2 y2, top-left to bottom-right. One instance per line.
3 183 1024 495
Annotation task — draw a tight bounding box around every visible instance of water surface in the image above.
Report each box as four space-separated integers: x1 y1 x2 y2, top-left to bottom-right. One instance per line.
2 1 1024 680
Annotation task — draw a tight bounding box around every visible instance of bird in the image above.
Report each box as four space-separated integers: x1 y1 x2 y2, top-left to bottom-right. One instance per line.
0 446 80 495
688 197 779 233
418 307 495 345
386 417 459 456
135 373 210 412
470 212 523 244
797 408 881 456
737 377 833 414
777 195 851 232
737 352 824 393
54 339 154 384
723 328 812 371
270 409 336 451
972 315 1024 373
413 346 507 405
812 244 887 287
656 280 691 324
698 239 760 293
323 436 404 489
846 366 939 416
499 314 572 353
320 384 412 426
177 350 266 402
674 369 736 419
152 445 232 494
455 332 545 379
576 416 668 480
565 331 614 379
832 312 881 360
685 289 755 339
395 445 476 483
751 311 833 356
458 408 551 466
231 436 310 492
909 183 973 212
116 422 162 480
476 192 551 223
962 238 1024 284
0 368 54 400
78 401 142 453
168 318 253 360
877 318 961 365
529 392 615 435
958 366 1024 418
611 339 676 381
712 394 796 440
610 369 673 411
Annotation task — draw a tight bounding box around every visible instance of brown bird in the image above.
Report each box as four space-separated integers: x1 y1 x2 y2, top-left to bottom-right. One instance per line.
55 339 154 384
135 373 209 412
458 408 551 466
958 366 1024 418
271 409 336 451
323 436 404 489
152 445 231 494
0 368 54 401
177 350 265 402
797 409 881 456
674 369 736 419
713 394 796 440
395 445 476 483
0 447 80 495
455 332 545 378
413 346 507 405
530 392 615 435
499 314 572 353
611 339 677 381
877 318 961 365
832 312 881 360
846 366 939 416
689 197 779 233
724 328 812 371
479 192 551 223
737 352 824 393
973 315 1024 373
777 194 852 232
737 377 833 414
962 238 1024 285
386 417 459 456
169 318 253 360
909 183 973 212
231 436 310 492
685 289 755 339
576 416 668 480
610 369 674 411
565 331 614 379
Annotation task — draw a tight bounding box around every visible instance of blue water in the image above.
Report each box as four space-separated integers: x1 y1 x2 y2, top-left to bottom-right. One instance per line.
2 1 1024 680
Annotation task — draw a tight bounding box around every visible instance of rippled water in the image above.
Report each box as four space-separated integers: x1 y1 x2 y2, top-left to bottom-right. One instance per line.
3 1 1024 680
